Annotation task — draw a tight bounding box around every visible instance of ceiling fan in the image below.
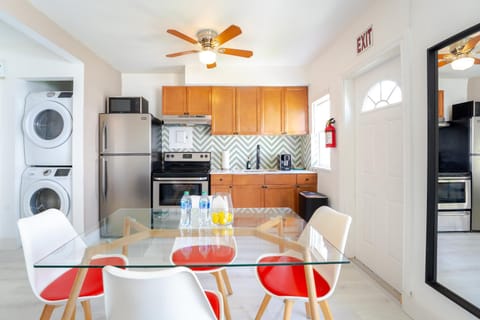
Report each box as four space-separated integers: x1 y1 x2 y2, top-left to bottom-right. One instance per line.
438 34 480 70
165 25 253 69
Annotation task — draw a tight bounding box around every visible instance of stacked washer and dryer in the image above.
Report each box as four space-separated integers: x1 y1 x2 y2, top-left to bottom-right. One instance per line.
20 91 73 220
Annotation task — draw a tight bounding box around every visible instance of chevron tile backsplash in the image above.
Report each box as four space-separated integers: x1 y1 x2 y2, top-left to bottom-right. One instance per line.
162 126 308 170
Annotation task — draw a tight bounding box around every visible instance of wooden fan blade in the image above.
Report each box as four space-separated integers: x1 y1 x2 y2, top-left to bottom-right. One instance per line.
167 29 198 44
207 62 217 69
438 60 449 67
218 48 253 58
462 34 480 53
166 50 199 58
215 25 242 46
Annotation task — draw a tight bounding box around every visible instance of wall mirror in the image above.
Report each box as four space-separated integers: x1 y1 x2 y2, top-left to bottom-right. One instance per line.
427 22 480 317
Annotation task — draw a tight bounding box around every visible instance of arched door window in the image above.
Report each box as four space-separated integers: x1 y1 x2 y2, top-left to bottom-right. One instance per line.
362 80 402 112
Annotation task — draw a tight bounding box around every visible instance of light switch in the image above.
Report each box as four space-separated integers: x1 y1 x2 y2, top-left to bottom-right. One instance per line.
0 60 5 78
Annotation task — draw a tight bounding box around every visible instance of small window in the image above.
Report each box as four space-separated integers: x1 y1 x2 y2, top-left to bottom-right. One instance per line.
311 95 331 170
362 80 402 112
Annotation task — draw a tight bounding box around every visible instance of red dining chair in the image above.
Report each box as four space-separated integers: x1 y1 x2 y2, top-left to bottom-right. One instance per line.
102 265 223 320
17 208 127 320
254 206 352 320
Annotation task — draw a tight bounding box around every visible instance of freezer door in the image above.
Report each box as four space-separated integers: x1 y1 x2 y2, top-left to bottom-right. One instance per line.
471 117 480 155
99 114 151 154
99 155 151 222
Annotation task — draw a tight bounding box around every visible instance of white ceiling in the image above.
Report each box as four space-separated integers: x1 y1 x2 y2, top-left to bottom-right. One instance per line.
29 0 374 73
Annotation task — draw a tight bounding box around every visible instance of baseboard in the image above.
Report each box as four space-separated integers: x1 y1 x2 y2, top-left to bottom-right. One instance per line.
350 257 403 303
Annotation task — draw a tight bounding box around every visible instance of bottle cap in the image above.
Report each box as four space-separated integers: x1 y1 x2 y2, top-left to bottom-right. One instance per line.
201 191 207 195
184 191 189 195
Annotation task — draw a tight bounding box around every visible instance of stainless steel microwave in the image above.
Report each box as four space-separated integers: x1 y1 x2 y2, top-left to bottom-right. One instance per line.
107 96 149 113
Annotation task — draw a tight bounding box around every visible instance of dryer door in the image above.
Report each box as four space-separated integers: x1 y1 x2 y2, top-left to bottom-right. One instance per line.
23 100 72 149
22 180 70 217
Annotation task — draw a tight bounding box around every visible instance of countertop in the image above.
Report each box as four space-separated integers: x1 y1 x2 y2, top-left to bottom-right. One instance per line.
210 169 316 175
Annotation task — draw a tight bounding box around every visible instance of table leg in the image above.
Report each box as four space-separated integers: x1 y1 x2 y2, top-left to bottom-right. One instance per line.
61 266 88 320
221 269 233 295
303 250 320 320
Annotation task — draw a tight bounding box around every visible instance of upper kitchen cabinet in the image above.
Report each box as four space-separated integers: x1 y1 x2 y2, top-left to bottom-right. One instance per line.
284 87 309 135
162 86 211 115
211 86 260 135
260 87 283 135
236 87 260 135
211 87 235 135
260 86 309 135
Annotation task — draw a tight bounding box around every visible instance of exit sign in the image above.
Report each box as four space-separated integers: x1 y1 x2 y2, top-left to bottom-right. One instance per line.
357 25 373 55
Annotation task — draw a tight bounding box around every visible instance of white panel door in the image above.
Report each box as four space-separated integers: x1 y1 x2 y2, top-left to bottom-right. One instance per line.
354 55 404 291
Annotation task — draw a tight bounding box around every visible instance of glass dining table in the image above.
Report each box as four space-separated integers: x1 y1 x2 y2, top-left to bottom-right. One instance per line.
35 207 349 320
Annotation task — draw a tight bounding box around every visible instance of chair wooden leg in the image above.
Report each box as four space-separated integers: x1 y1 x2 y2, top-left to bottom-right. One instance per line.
221 269 233 295
283 300 294 320
81 300 92 320
213 271 231 320
40 304 57 320
319 300 333 320
70 305 76 320
255 294 272 320
305 302 311 319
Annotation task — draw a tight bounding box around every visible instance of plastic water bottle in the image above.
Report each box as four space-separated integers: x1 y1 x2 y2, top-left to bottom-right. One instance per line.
199 191 210 226
180 191 192 227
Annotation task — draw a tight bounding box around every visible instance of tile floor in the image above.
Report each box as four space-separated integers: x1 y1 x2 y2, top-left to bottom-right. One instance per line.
0 248 412 320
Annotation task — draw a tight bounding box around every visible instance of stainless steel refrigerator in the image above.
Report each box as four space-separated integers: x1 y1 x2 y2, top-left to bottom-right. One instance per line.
471 116 480 230
99 113 162 225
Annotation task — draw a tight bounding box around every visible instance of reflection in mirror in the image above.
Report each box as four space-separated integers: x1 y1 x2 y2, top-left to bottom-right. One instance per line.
427 23 480 317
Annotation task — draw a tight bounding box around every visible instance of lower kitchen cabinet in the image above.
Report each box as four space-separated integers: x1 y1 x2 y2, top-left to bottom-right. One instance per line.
210 173 317 213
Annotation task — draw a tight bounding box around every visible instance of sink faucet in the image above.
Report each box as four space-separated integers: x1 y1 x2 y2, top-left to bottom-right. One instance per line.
256 144 260 169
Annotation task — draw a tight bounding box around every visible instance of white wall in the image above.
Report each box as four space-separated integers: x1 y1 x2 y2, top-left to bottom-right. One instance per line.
122 73 184 118
0 20 83 248
439 78 468 121
467 77 480 101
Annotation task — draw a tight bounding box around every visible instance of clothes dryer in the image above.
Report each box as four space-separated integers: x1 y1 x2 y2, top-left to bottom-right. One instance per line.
23 91 73 166
21 167 72 219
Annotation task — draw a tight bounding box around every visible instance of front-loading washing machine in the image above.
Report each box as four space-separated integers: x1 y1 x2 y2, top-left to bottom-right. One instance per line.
21 167 72 219
23 91 73 166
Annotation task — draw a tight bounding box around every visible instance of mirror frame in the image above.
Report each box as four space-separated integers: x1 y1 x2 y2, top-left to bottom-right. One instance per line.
426 22 480 317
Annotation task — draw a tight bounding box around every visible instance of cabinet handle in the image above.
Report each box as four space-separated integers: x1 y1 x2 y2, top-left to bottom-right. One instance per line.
184 112 189 115
219 178 223 181
305 178 310 181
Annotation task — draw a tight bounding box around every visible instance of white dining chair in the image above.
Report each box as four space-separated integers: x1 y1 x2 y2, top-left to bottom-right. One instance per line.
254 206 352 320
102 265 223 320
17 208 127 320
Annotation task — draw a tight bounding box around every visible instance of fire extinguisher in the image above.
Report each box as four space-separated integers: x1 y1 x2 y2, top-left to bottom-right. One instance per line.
325 118 336 148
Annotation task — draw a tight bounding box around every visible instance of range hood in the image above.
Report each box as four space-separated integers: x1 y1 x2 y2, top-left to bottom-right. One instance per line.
161 115 211 126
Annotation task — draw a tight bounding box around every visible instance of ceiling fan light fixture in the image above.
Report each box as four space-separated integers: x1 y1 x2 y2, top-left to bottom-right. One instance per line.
198 49 216 65
451 56 475 70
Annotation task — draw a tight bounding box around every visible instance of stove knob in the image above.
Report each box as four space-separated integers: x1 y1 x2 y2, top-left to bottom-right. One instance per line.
200 154 203 158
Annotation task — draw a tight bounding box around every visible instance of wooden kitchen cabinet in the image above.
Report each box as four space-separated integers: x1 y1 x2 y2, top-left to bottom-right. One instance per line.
260 87 283 135
211 87 235 135
260 86 308 135
264 174 297 209
284 87 309 135
211 87 260 135
210 174 233 194
162 86 211 115
211 172 317 212
236 87 260 134
438 90 445 119
232 174 264 208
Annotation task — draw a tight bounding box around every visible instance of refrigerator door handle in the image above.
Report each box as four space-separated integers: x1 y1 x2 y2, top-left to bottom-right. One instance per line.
103 121 108 152
102 158 108 199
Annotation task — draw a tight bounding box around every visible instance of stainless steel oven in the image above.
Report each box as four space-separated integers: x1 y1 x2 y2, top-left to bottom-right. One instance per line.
438 172 471 232
438 174 471 210
152 152 210 210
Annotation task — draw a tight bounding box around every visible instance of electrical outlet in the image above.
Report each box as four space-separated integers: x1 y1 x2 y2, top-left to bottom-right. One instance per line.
0 60 5 77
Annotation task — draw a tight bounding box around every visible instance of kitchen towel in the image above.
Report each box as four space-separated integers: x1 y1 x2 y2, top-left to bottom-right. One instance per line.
222 151 230 169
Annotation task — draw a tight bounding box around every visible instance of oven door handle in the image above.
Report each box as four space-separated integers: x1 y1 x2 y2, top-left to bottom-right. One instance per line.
438 178 470 183
153 177 208 181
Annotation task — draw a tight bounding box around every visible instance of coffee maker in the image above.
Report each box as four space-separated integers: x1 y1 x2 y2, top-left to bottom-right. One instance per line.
279 154 292 170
